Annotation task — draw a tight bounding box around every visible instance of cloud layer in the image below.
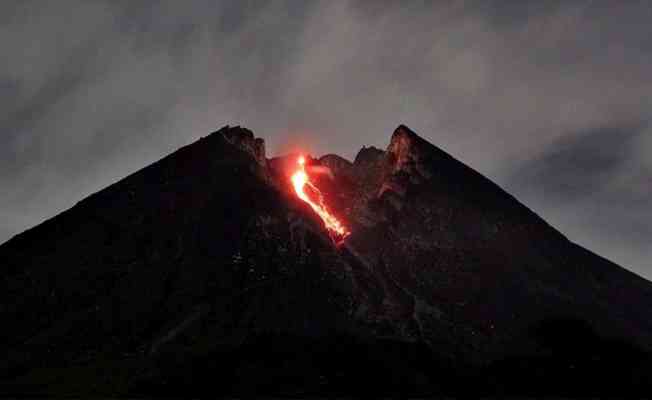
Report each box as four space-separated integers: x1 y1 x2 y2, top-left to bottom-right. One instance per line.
1 0 650 277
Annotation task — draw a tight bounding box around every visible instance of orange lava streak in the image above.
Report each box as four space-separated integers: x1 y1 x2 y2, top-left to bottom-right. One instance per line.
291 156 350 244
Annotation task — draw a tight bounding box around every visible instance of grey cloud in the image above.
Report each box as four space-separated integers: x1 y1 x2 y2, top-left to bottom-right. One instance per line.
0 0 650 278
508 124 646 202
0 77 21 107
506 124 651 276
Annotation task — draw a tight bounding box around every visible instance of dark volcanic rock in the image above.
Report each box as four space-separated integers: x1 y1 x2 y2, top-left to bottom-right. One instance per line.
354 145 384 166
319 154 354 181
385 124 433 179
221 125 267 167
1 124 652 397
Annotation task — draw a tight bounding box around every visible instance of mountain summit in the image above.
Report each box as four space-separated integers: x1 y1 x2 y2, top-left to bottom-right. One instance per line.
1 125 651 396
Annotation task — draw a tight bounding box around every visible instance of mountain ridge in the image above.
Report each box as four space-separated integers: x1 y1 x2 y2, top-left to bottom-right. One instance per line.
1 124 651 396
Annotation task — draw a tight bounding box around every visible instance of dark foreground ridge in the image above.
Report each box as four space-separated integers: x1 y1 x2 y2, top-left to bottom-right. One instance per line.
1 125 652 396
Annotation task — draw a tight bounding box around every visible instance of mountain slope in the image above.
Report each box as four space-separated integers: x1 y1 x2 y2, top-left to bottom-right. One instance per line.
1 125 651 396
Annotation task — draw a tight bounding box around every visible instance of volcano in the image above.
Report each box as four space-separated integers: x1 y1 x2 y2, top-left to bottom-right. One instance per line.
1 125 652 396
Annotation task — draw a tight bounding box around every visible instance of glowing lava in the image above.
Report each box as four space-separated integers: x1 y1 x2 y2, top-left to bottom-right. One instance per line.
291 155 350 244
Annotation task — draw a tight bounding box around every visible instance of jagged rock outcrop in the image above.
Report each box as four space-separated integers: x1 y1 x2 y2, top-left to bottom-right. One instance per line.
386 125 433 179
220 125 267 167
318 154 354 180
1 124 652 397
352 146 385 195
354 145 384 166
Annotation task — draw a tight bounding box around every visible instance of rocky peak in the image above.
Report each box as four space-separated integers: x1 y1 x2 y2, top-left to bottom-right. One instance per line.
220 125 267 166
374 125 436 198
353 146 384 167
319 154 354 180
385 125 431 177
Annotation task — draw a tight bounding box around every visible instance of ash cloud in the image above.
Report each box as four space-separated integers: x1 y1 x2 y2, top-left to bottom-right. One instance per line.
1 0 650 277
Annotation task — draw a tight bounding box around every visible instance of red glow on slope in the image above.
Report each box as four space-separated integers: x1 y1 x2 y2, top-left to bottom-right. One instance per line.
291 155 350 245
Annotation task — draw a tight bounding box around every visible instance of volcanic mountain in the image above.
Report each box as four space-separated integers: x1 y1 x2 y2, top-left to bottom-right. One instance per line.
1 125 651 396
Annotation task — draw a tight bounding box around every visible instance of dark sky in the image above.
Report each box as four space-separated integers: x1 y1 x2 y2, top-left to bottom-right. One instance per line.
1 1 650 278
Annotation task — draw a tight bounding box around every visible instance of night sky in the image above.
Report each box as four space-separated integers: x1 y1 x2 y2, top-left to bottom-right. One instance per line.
1 1 650 278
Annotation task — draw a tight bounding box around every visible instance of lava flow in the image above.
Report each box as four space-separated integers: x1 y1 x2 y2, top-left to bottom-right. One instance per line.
291 155 350 245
